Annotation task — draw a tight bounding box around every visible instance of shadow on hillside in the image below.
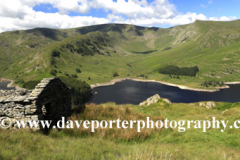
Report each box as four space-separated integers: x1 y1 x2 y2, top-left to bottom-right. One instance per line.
76 24 127 35
162 47 172 51
148 27 159 31
127 27 143 36
25 28 67 40
132 50 157 54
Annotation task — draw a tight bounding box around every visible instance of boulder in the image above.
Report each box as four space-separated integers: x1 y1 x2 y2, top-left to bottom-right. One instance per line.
139 94 161 106
139 94 172 106
199 102 216 109
206 102 216 109
199 102 206 107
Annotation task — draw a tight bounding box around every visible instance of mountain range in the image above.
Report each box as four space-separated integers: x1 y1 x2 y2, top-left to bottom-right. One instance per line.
1 19 240 89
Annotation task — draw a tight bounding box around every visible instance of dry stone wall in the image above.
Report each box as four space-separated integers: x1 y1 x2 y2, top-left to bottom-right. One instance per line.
0 78 71 131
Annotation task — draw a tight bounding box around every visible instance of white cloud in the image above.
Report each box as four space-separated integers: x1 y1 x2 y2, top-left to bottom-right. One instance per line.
91 0 177 19
209 16 237 21
0 11 109 33
107 14 126 22
0 0 238 33
119 12 207 26
115 12 236 27
0 0 34 19
200 4 207 8
208 1 213 4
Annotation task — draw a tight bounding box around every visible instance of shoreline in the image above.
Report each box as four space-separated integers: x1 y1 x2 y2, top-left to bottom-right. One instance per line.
90 78 128 89
2 77 240 92
225 82 240 84
90 77 238 92
0 78 23 90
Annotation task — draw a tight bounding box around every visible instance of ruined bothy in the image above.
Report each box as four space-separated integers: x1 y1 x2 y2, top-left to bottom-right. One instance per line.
0 77 71 131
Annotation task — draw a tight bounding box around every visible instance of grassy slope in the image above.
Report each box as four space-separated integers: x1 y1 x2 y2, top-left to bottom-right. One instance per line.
1 20 240 89
1 102 240 159
1 21 240 159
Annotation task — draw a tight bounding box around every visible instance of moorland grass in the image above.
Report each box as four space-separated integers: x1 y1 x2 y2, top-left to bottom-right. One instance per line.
1 102 240 159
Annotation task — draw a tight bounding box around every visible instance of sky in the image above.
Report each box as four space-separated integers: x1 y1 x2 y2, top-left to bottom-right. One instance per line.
0 0 239 33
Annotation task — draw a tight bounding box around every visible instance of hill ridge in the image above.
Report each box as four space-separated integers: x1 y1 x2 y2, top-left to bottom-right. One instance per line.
1 20 240 89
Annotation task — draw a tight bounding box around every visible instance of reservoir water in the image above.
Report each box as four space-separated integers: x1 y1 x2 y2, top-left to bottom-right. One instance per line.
92 79 240 104
0 81 15 90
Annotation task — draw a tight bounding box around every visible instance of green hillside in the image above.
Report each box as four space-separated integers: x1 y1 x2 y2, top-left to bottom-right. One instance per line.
1 102 240 159
1 20 240 89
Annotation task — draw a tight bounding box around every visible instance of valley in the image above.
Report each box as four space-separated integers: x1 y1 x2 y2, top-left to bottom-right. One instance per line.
1 20 240 90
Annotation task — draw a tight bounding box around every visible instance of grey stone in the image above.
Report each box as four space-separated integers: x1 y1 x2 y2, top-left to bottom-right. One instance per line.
206 102 216 109
0 97 6 102
199 102 216 109
31 115 38 121
14 96 28 102
139 94 161 106
0 111 4 116
139 94 172 106
0 77 71 131
14 104 24 109
199 102 206 107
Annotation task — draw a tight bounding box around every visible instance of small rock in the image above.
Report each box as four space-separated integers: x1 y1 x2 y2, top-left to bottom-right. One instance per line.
162 98 172 105
31 115 38 121
222 109 229 115
0 97 6 103
14 96 28 102
199 102 206 107
18 89 28 96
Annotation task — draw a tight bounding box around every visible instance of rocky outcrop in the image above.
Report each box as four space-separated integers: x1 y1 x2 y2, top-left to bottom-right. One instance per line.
199 102 206 107
0 78 71 131
199 101 216 109
139 94 161 106
139 94 171 106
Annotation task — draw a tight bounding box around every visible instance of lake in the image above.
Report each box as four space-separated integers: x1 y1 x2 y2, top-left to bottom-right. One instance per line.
92 79 240 104
0 81 15 90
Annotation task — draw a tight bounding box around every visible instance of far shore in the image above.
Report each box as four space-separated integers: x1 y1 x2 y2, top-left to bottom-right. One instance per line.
1 77 240 92
90 78 127 89
90 77 240 92
225 82 240 84
0 78 23 90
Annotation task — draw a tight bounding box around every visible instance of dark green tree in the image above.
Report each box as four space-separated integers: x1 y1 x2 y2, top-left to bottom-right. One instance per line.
76 68 81 73
49 69 57 76
113 72 119 77
71 74 78 78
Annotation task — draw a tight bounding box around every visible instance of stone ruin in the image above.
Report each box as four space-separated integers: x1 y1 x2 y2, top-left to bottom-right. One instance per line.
0 77 71 131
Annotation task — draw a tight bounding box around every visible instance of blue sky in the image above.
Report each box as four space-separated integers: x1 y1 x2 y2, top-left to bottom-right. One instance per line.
0 0 239 32
171 0 240 18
